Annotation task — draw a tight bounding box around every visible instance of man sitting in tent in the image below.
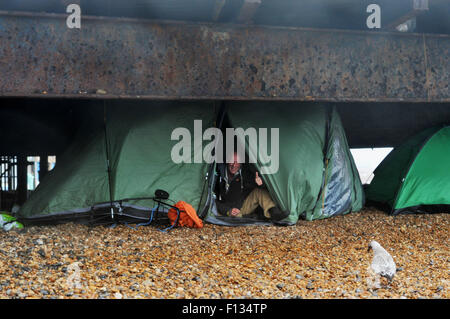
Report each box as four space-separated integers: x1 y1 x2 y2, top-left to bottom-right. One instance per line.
215 152 288 222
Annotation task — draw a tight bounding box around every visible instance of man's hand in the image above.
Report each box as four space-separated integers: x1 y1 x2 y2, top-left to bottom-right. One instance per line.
231 208 241 216
255 172 263 186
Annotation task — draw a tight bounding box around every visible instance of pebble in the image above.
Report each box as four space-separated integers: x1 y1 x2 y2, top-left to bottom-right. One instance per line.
37 249 46 258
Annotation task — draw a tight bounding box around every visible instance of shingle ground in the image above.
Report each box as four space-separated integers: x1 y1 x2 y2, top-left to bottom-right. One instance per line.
0 208 448 299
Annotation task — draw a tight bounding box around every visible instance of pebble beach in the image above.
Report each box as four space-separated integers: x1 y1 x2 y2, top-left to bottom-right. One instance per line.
0 208 448 299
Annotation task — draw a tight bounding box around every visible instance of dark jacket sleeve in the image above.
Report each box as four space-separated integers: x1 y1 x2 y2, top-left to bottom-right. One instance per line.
242 164 264 198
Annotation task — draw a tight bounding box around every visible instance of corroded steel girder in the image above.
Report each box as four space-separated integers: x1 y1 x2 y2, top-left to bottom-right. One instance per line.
0 11 449 102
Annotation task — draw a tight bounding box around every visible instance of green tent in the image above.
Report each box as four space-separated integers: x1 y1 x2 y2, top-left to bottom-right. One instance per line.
19 101 215 225
365 125 450 214
203 102 364 225
18 101 364 226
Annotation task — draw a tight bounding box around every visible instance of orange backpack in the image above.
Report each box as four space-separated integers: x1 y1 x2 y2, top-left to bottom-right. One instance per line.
168 201 203 228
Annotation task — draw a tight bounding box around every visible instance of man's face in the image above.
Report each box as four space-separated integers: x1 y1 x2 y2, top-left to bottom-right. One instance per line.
228 153 241 176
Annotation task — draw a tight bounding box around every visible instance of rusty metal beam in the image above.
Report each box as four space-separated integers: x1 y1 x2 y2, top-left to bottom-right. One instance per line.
0 10 449 102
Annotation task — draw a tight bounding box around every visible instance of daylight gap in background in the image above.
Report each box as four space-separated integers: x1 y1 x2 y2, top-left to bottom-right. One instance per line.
350 148 393 184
